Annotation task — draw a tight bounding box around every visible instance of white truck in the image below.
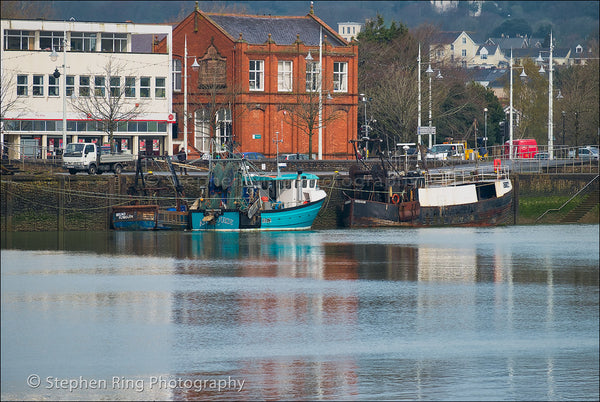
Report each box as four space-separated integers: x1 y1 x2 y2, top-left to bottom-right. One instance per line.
62 143 135 175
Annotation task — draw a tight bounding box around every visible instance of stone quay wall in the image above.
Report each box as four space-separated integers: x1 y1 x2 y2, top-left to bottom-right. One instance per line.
1 160 598 231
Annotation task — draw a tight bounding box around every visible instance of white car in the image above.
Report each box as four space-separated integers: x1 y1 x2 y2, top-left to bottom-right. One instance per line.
426 144 465 161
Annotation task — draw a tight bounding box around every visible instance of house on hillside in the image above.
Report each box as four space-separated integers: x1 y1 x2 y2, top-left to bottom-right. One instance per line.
569 44 595 65
430 31 479 68
159 3 358 159
472 44 505 68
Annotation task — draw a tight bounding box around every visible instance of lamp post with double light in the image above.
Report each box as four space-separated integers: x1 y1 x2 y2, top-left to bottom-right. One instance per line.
509 49 528 160
49 29 67 152
182 35 200 159
483 107 488 151
535 32 563 160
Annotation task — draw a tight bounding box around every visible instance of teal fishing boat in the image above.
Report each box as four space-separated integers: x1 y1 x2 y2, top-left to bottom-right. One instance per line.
189 159 326 231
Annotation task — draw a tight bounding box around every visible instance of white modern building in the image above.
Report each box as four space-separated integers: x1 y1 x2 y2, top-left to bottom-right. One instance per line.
1 19 174 159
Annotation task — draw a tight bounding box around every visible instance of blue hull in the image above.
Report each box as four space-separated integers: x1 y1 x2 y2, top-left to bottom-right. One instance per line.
190 199 325 231
112 220 156 230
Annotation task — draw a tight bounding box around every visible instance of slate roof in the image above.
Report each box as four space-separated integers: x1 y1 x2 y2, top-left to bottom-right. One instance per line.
486 37 529 50
432 31 465 44
512 47 570 59
205 14 346 47
469 68 508 87
476 44 500 56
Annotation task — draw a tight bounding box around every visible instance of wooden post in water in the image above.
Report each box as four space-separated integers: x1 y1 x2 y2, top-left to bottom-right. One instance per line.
5 178 13 232
512 176 519 225
57 177 65 231
107 176 115 230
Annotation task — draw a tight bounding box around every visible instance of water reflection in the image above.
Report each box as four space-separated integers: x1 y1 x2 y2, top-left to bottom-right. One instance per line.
1 226 598 400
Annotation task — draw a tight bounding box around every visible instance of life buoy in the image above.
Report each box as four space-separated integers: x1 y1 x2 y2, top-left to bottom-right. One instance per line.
391 194 400 204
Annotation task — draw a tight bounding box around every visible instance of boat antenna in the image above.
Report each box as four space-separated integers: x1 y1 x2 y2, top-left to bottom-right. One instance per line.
273 131 283 176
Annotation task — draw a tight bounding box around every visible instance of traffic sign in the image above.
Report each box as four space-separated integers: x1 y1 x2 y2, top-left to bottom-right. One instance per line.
418 126 436 135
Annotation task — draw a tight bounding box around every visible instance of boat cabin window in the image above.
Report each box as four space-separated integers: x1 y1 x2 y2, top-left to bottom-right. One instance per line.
302 179 307 188
309 179 315 188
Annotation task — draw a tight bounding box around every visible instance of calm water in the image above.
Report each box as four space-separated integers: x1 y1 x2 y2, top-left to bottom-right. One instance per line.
1 225 598 401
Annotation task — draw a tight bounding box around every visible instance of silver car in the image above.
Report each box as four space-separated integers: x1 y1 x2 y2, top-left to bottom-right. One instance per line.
568 146 599 160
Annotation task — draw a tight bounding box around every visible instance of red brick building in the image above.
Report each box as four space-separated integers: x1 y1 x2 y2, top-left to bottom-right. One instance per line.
161 3 358 159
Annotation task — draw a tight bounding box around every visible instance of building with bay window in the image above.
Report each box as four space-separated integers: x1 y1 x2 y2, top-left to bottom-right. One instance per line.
1 19 174 159
163 3 358 159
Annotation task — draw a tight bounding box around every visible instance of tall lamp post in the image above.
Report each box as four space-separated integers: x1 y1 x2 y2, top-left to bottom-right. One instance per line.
183 35 200 159
49 29 68 152
536 32 560 160
561 110 566 146
425 65 442 148
483 107 488 150
509 49 527 160
417 44 422 161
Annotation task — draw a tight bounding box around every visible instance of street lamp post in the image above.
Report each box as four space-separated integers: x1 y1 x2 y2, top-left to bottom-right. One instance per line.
484 107 488 151
183 35 200 159
426 64 433 148
561 110 566 146
536 32 558 159
509 49 527 160
50 29 68 152
417 44 422 160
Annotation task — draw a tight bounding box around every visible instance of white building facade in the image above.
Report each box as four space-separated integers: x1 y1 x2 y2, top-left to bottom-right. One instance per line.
1 19 174 159
337 22 362 42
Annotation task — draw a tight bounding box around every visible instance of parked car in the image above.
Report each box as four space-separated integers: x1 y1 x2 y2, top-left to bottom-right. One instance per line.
426 143 466 161
241 152 266 160
534 152 549 160
278 153 309 161
568 146 599 160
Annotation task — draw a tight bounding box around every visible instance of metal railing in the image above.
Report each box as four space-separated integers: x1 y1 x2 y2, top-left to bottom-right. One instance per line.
535 175 599 222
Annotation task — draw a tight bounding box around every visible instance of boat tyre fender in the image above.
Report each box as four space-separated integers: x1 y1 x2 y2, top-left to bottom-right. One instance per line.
392 194 401 204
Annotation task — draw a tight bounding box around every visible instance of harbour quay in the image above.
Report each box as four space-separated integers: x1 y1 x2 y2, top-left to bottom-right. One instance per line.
1 159 597 231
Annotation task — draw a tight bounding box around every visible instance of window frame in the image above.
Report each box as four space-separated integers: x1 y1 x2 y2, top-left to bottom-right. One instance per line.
125 76 136 98
277 60 293 92
333 62 348 93
172 59 182 92
4 30 34 50
140 77 151 98
249 60 264 91
66 75 75 97
79 76 90 96
17 75 28 96
155 77 166 98
110 76 121 97
39 31 64 51
32 75 44 96
100 33 127 52
306 62 319 92
48 74 59 97
70 32 97 52
94 76 106 96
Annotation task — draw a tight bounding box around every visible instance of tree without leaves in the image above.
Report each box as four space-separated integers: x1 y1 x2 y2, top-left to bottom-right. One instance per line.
176 63 247 157
282 84 341 160
69 58 146 152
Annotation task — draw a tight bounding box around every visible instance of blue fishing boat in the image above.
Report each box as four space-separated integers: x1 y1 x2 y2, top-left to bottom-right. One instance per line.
189 159 327 231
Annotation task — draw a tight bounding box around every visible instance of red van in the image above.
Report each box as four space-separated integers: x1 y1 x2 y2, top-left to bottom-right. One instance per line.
504 139 538 158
